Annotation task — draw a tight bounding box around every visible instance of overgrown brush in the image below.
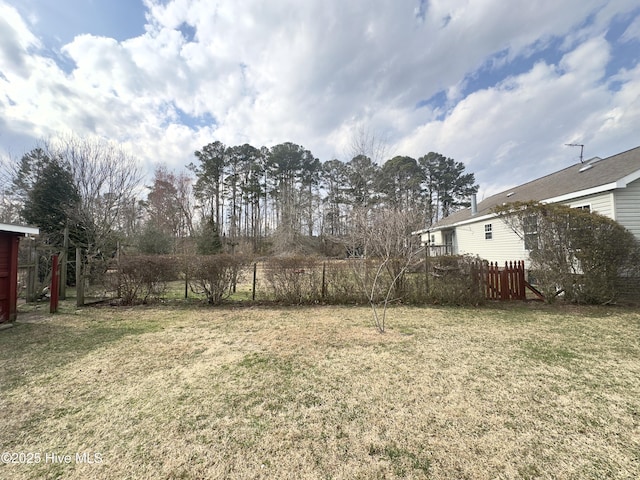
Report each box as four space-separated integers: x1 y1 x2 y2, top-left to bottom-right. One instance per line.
262 257 323 303
116 255 180 304
188 254 249 304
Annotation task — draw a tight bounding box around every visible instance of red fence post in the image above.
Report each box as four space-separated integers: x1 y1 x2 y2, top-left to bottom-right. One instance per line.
489 262 494 300
510 261 516 300
518 261 525 300
50 254 59 314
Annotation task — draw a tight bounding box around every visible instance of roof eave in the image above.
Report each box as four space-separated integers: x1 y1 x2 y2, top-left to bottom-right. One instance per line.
421 167 640 234
0 223 40 236
426 212 498 233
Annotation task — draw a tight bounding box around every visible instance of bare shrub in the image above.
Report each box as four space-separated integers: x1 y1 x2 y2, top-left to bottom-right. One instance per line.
262 257 322 303
323 261 368 304
345 207 424 332
427 255 485 305
188 254 249 305
117 255 180 305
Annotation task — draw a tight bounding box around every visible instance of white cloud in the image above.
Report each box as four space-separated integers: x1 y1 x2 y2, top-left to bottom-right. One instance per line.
620 15 640 43
0 0 639 196
395 35 627 196
0 2 41 77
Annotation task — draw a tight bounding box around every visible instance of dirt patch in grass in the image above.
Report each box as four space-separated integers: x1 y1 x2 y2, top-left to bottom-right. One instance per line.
1 304 639 479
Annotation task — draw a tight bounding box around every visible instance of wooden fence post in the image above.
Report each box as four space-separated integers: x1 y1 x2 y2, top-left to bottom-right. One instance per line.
76 248 84 307
425 246 430 296
184 257 189 299
60 226 68 300
26 239 36 302
50 254 59 313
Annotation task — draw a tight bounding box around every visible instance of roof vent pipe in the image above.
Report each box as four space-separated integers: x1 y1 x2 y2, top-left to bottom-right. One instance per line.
471 194 477 216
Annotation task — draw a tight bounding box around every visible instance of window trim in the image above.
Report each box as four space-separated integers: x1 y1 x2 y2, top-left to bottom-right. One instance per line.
523 215 538 251
484 223 492 240
574 204 591 212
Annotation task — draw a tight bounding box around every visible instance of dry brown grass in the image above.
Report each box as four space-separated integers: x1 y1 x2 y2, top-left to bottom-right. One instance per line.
1 303 639 479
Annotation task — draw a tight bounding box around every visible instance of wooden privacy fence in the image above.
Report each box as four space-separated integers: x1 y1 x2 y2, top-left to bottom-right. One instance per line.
473 261 527 301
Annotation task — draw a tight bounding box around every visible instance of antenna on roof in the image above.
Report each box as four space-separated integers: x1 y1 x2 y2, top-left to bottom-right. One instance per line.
565 143 585 163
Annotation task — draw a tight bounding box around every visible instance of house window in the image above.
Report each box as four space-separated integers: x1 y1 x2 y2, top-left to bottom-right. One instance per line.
444 231 454 255
523 215 538 250
484 224 492 240
574 205 591 212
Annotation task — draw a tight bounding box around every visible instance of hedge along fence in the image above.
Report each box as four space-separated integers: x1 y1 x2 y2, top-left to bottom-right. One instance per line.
112 254 411 305
107 253 639 306
111 254 490 306
423 255 487 305
113 254 250 305
115 255 182 304
257 257 403 304
254 255 489 305
187 254 249 305
615 276 640 305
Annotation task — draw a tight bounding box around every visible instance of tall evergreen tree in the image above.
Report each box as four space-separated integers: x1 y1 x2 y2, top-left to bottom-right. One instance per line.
266 142 316 247
322 159 349 236
191 141 227 232
418 152 478 223
18 150 80 246
345 155 379 208
376 156 424 212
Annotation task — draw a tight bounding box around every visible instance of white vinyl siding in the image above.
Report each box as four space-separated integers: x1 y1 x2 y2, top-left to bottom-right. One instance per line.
421 230 445 246
429 177 640 262
614 179 640 241
455 219 529 265
563 192 614 218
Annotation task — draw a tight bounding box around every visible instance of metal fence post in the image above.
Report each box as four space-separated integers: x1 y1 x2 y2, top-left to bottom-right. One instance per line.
252 262 257 301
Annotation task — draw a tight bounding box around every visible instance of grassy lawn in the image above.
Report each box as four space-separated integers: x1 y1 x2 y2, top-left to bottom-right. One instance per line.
1 302 639 479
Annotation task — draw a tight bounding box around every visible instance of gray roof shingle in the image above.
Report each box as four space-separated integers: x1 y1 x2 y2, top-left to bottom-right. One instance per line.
431 145 640 230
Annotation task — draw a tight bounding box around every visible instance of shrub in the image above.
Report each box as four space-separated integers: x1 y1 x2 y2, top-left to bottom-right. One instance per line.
262 257 322 303
427 255 486 305
136 225 173 254
323 261 368 304
495 201 640 304
117 255 180 304
188 254 248 304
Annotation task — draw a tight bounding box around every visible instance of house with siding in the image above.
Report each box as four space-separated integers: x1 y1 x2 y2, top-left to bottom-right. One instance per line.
416 146 640 265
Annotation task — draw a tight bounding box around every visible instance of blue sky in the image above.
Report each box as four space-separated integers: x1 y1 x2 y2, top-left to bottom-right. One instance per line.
15 0 147 45
1 0 639 198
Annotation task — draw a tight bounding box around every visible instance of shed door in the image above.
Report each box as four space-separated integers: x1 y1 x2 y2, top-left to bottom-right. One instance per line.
0 235 11 322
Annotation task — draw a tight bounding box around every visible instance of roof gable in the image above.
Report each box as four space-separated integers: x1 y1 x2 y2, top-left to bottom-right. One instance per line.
431 145 640 230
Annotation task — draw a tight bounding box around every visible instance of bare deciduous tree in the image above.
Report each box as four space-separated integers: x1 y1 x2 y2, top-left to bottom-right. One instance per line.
0 155 22 223
347 207 424 333
47 134 143 257
346 124 390 166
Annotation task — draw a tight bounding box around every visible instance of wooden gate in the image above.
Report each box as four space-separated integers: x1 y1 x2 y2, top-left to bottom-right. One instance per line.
474 261 526 301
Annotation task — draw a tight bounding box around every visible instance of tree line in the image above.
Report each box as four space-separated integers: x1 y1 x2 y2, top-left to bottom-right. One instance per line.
0 134 478 258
